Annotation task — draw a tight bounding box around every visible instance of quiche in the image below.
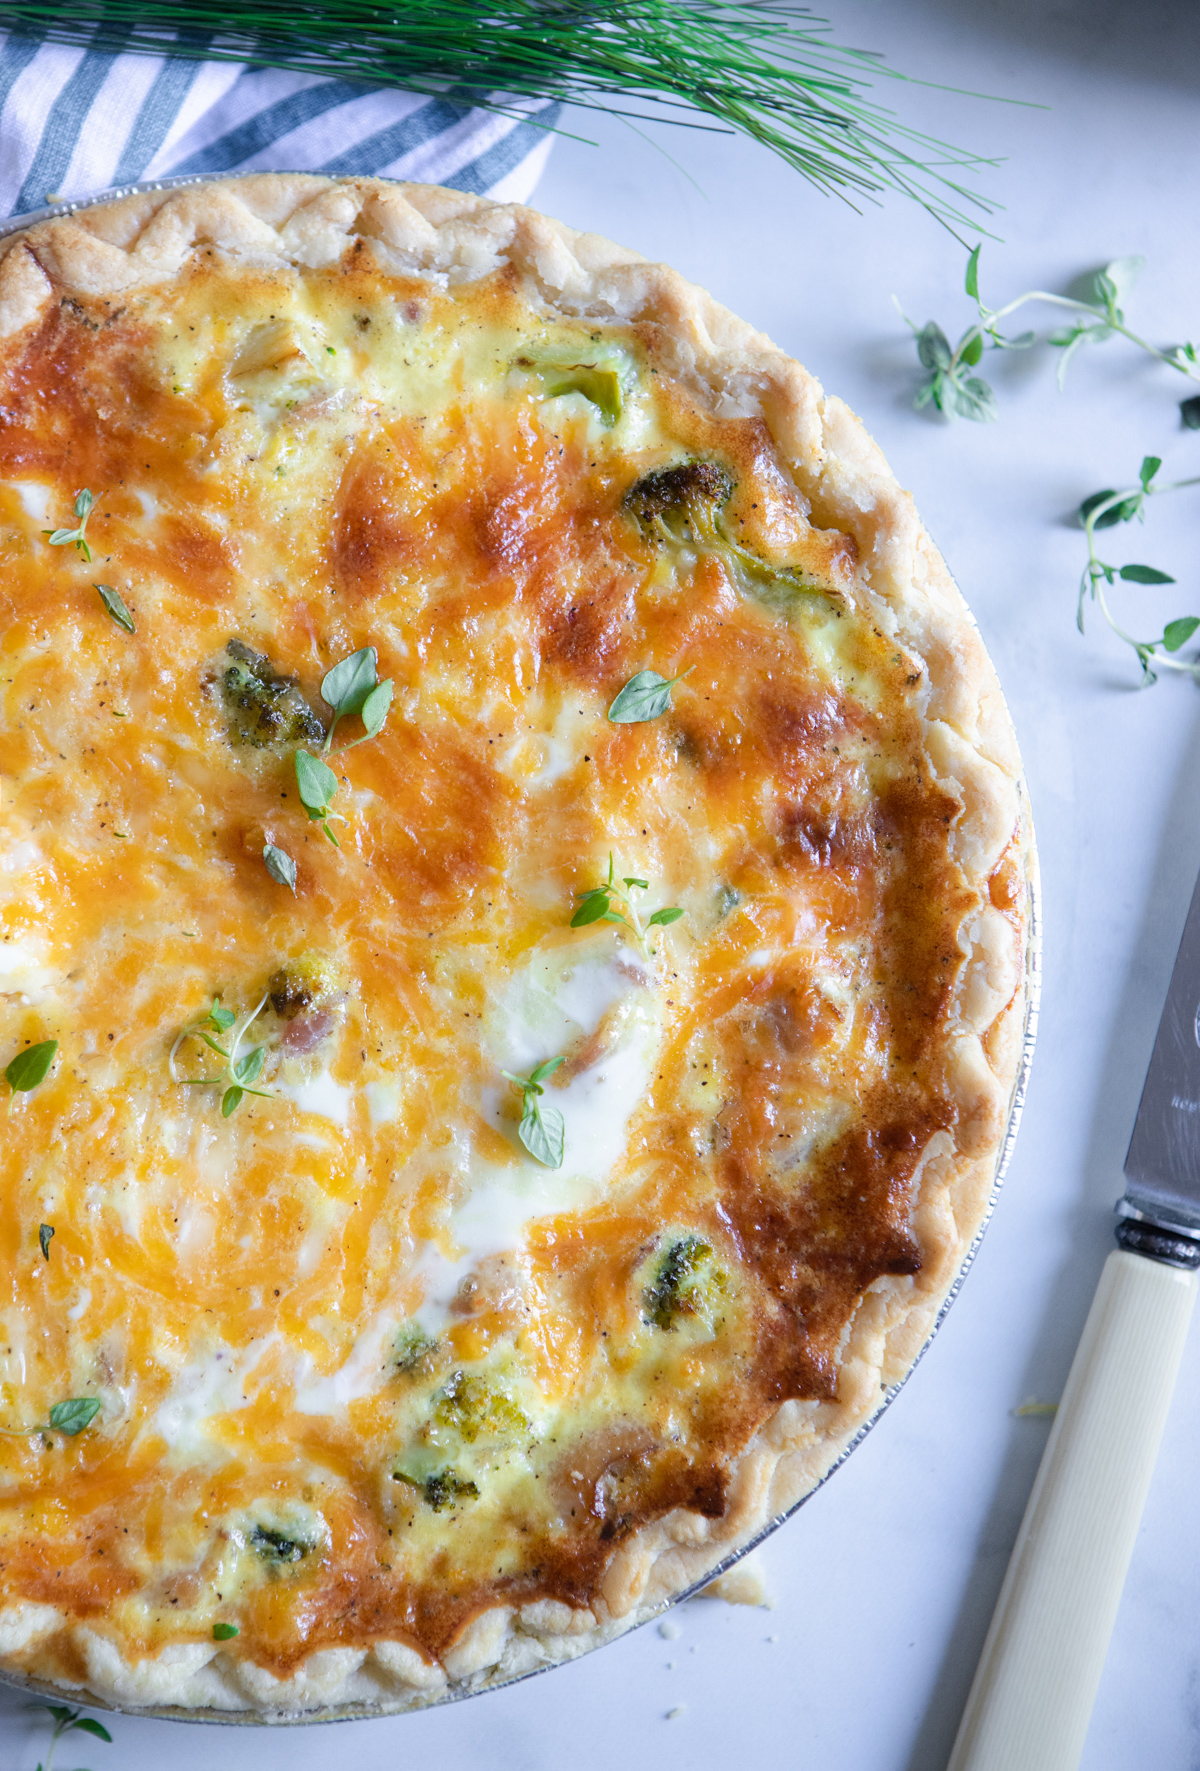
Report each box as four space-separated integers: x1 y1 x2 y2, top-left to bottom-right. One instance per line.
0 175 1033 1719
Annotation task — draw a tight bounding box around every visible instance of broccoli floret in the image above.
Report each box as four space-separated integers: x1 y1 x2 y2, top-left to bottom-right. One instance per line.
432 1369 529 1445
394 1321 439 1377
392 1465 479 1511
624 460 834 614
645 1235 727 1331
623 460 734 543
221 638 324 750
268 953 337 1020
423 1469 480 1512
249 1524 311 1564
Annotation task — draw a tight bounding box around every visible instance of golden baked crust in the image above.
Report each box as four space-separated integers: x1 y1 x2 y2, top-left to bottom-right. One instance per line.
0 174 1033 1718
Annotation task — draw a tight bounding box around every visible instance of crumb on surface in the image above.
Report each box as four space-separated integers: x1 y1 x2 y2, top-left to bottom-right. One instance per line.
695 1549 773 1609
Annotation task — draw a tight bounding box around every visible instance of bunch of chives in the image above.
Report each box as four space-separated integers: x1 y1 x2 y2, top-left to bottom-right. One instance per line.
0 1 1000 229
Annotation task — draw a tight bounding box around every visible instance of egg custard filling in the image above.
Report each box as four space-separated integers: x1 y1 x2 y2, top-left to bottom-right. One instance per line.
0 177 1030 1714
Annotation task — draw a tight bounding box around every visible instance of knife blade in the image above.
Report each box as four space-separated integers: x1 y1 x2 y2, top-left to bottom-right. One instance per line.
948 869 1200 1771
1123 863 1200 1256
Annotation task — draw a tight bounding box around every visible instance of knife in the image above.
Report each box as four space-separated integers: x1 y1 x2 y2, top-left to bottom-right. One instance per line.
947 868 1200 1771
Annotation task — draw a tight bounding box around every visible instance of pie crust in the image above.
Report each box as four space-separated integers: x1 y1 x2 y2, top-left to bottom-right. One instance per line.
0 175 1034 1719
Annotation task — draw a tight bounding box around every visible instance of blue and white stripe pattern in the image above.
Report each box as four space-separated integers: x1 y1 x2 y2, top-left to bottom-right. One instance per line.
0 31 558 218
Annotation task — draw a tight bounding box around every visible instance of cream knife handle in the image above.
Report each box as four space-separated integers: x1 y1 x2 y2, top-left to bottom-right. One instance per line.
947 1248 1198 1771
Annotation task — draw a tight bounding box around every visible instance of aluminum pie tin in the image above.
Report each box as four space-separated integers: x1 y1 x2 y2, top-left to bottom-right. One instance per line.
0 179 1041 1724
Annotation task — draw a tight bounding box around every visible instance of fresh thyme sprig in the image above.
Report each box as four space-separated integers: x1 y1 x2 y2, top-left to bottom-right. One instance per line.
319 646 394 754
170 994 272 1117
293 646 394 847
501 1057 566 1169
901 248 1200 422
1077 455 1200 683
31 1702 112 1771
0 2 1003 231
570 852 684 952
42 489 95 561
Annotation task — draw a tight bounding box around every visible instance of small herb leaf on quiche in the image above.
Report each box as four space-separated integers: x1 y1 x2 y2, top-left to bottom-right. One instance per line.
47 1398 102 1436
647 906 685 928
294 750 341 846
212 1623 239 1641
6 1040 57 1097
263 843 298 893
42 488 94 562
38 1223 53 1262
502 1059 566 1169
321 648 394 752
607 667 690 723
93 582 135 633
321 646 377 724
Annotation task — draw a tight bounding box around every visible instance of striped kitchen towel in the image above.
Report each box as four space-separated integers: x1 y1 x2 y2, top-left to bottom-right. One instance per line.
0 29 558 221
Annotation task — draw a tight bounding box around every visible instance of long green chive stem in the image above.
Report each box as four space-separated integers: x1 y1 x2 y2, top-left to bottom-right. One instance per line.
0 2 1000 229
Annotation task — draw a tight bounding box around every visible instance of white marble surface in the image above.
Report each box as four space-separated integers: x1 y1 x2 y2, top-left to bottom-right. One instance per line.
6 3 1200 1764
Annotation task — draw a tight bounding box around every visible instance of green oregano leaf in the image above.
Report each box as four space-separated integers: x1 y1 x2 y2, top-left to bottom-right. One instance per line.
916 321 953 372
232 1045 265 1088
948 374 998 422
1163 617 1200 652
358 677 393 739
1139 455 1162 491
338 677 394 750
47 1397 101 1436
70 1716 115 1741
502 1060 566 1169
212 1622 239 1641
964 243 981 302
1119 564 1175 585
322 646 377 722
94 583 134 633
607 667 689 723
263 843 297 893
222 1085 244 1118
43 488 95 562
570 894 612 928
1180 395 1200 430
38 1223 53 1261
1079 489 1141 529
6 1040 57 1095
294 749 341 845
647 906 685 928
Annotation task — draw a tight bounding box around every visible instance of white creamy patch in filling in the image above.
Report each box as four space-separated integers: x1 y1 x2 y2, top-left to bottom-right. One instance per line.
276 1068 351 1126
0 838 42 875
365 1079 401 1125
152 1336 281 1453
9 481 50 522
292 1315 394 1415
413 942 661 1335
0 936 61 1002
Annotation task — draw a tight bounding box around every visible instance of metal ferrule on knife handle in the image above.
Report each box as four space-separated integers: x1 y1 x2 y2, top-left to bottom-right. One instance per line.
1122 859 1200 1261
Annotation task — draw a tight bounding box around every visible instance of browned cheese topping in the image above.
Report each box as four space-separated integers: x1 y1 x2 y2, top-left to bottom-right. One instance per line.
0 246 991 1674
